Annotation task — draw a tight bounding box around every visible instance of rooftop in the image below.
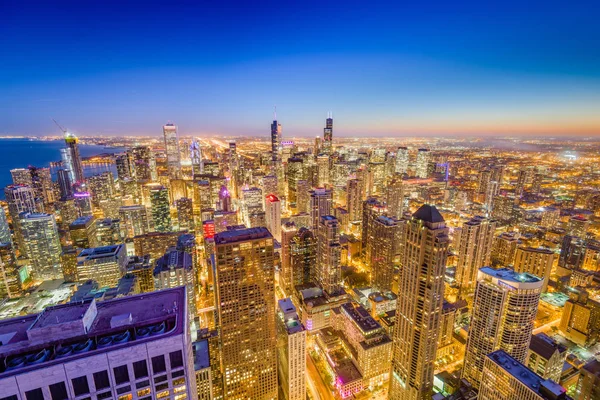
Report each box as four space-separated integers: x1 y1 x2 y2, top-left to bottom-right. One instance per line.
214 226 272 244
413 204 445 224
193 339 210 371
341 302 382 334
529 333 567 360
78 244 124 260
479 266 543 287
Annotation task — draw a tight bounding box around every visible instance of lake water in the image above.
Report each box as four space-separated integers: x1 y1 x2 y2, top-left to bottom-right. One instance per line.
0 138 126 196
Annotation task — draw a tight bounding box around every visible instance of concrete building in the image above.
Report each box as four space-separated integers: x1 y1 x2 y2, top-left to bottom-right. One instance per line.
513 247 554 291
290 227 317 289
479 350 570 400
149 184 172 232
415 148 431 178
558 288 600 346
0 287 197 400
20 212 62 280
125 255 155 293
0 242 22 300
369 215 401 293
133 231 179 261
265 194 281 243
163 123 181 179
310 188 333 230
455 216 497 293
154 249 196 319
576 359 600 400
76 244 127 288
119 205 149 238
280 222 298 294
69 215 97 249
317 215 342 296
491 231 520 266
526 333 567 383
276 298 307 400
192 338 213 400
213 227 278 399
462 267 543 389
389 204 449 400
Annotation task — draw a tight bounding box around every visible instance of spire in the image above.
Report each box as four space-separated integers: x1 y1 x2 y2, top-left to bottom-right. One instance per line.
274 105 277 121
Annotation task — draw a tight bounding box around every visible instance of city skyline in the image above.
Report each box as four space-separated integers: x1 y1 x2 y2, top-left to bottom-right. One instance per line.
2 1 600 137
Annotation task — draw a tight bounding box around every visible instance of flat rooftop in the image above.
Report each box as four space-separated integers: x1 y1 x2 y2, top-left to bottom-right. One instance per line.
0 287 186 377
193 339 210 371
214 226 272 244
480 266 543 285
341 302 381 334
78 244 124 260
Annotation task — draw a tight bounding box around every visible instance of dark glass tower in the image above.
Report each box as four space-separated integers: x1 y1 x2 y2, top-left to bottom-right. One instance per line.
64 132 84 183
323 112 333 153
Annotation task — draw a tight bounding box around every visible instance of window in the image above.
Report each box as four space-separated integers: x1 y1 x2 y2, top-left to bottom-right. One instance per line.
25 390 43 400
155 383 169 391
49 382 68 400
0 396 18 400
117 395 132 400
116 385 131 395
152 355 166 373
154 375 167 384
169 350 183 369
171 369 185 378
137 388 151 397
94 370 110 390
72 376 90 396
136 380 150 389
113 365 130 385
97 392 112 400
133 360 148 379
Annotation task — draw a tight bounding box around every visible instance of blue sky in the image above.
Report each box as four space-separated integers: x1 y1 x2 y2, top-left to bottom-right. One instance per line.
1 0 599 137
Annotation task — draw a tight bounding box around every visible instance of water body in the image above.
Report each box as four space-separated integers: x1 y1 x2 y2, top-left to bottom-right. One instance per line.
0 138 126 196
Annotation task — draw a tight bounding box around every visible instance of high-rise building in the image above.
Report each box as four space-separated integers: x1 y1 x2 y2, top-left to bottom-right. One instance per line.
0 242 22 299
310 188 333 230
317 154 330 187
119 205 149 238
559 235 585 270
0 207 11 244
455 216 497 293
87 171 115 205
280 222 298 294
76 244 127 287
395 147 409 174
290 227 317 288
296 179 310 214
322 113 333 154
369 215 401 293
317 215 342 295
130 145 157 182
479 350 570 400
386 176 404 219
176 197 194 231
389 204 449 400
276 298 307 400
20 212 62 280
362 197 387 262
57 168 73 199
214 227 278 399
568 215 590 238
513 247 554 291
526 333 567 383
154 249 196 318
415 148 430 178
576 359 600 400
61 246 79 282
491 232 520 267
10 168 32 186
462 267 543 389
133 232 180 261
558 288 600 346
265 194 281 243
271 116 282 162
28 166 55 208
69 215 98 248
64 131 85 183
0 287 197 400
540 207 560 229
163 123 181 179
149 184 172 232
346 178 362 222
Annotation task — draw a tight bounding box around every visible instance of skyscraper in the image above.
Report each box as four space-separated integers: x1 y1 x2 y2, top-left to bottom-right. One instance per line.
276 298 307 400
57 168 73 198
149 184 172 232
265 194 281 243
130 145 157 182
0 242 22 299
316 215 342 295
322 112 333 154
271 114 282 162
455 216 497 293
576 359 600 400
369 215 401 293
280 222 298 294
64 131 84 183
163 123 181 179
389 204 449 400
309 188 333 230
290 227 317 288
0 207 11 244
214 227 278 399
513 247 554 291
119 205 149 238
346 178 362 222
386 176 404 219
415 148 430 178
19 212 62 280
395 147 409 174
462 267 543 389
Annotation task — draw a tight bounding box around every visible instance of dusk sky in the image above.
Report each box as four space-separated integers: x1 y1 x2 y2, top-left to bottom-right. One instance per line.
2 1 599 138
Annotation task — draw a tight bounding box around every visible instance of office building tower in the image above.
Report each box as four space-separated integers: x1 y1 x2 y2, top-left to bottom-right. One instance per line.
317 154 330 187
190 139 204 177
176 197 194 231
271 115 282 162
317 215 342 295
0 207 11 244
87 171 115 204
119 205 149 238
28 166 55 208
63 131 85 183
61 246 79 282
492 195 515 223
484 180 498 213
576 359 600 400
287 157 304 206
582 242 600 271
370 216 401 293
514 247 554 291
477 169 492 194
262 174 278 198
491 165 505 185
386 176 404 219
218 185 231 212
126 255 155 293
322 113 333 154
154 249 196 318
133 232 179 261
76 244 127 287
130 145 157 182
559 235 585 270
462 267 543 389
362 197 387 261
479 350 570 400
296 179 310 213
415 148 430 178
490 232 520 266
280 222 298 294
540 207 560 229
526 333 567 383
163 123 181 179
389 204 449 400
265 194 281 243
74 191 93 217
346 178 362 222
4 184 39 219
192 336 213 400
558 288 600 346
290 227 317 288
277 298 307 400
69 215 98 248
57 168 73 199
149 184 171 232
115 153 133 180
0 242 22 299
214 227 278 399
310 188 333 230
568 215 590 238
10 168 32 186
455 216 497 293
395 147 409 174
515 169 529 197
0 287 197 400
95 218 121 246
20 212 62 280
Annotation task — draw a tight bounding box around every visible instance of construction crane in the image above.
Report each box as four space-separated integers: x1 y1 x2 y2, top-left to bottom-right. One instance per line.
52 118 67 135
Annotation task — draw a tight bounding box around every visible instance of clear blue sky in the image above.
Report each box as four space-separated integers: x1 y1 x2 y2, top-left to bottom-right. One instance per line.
1 0 599 137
